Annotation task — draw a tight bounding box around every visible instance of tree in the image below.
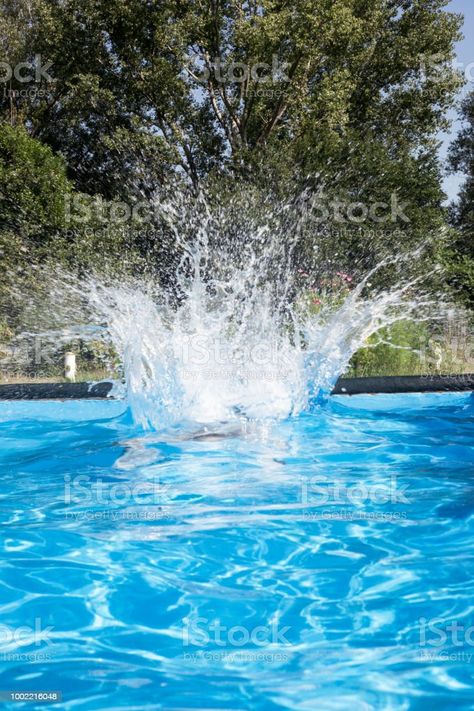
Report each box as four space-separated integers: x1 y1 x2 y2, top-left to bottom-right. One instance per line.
0 123 70 341
0 123 71 241
448 90 474 306
1 1 463 194
0 0 467 294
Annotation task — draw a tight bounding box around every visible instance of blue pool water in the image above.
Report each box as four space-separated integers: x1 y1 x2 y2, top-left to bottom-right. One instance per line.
0 393 473 710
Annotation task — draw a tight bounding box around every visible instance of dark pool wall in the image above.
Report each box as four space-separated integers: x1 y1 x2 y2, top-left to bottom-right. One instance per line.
0 375 472 400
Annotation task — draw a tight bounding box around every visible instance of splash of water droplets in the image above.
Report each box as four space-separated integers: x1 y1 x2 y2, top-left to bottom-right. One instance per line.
10 189 446 430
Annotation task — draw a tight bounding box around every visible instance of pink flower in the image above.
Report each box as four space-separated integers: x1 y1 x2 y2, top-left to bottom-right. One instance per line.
336 271 353 283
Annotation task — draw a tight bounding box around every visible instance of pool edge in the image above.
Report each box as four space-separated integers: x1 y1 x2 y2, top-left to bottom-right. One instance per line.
0 375 472 400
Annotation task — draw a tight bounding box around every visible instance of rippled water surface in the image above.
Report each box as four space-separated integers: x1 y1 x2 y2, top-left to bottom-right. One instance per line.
0 393 473 710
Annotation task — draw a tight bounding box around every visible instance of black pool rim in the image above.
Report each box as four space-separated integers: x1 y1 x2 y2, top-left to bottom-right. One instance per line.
0 375 472 400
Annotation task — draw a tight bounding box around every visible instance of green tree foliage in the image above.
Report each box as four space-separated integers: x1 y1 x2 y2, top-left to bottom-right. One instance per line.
0 1 463 193
0 123 70 240
0 123 161 356
0 1 468 304
0 124 66 340
448 90 474 306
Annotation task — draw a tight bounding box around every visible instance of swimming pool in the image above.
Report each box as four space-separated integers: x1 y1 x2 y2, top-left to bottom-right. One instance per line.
0 392 473 709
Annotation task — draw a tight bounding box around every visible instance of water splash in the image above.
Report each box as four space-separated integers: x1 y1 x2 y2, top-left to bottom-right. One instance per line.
10 190 445 430
86 267 437 429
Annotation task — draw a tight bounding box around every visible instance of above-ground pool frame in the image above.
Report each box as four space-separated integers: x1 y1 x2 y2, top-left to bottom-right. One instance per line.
0 375 472 400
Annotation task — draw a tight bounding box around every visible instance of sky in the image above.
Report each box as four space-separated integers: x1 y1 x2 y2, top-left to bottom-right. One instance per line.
440 0 474 202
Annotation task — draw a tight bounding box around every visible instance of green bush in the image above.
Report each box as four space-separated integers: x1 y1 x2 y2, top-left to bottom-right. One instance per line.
347 321 430 377
0 123 72 241
347 318 473 377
